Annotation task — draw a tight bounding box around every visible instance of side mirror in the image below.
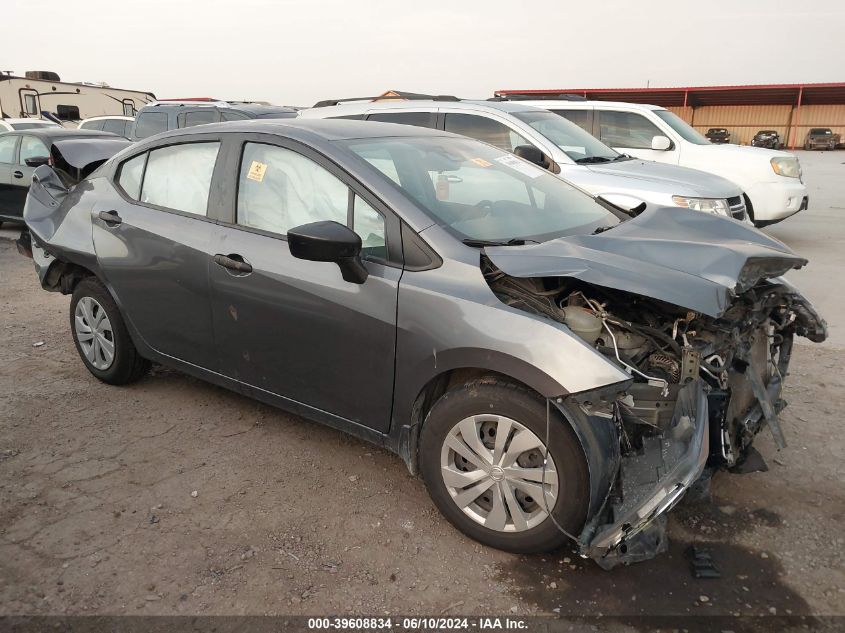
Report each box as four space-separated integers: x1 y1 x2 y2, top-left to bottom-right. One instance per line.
514 145 560 173
513 145 545 166
288 220 368 284
651 135 672 151
25 156 50 168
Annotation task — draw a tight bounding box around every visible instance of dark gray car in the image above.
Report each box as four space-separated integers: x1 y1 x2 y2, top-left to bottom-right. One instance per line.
21 120 826 568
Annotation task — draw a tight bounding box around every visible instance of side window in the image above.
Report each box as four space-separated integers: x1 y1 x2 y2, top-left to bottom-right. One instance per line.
221 111 249 122
140 143 220 215
117 153 147 199
56 105 81 121
103 119 128 135
551 109 593 134
19 136 49 163
353 197 386 260
179 110 218 128
366 111 437 129
0 136 17 163
328 114 365 120
134 112 169 138
236 143 348 235
597 110 663 149
80 120 106 131
443 113 531 152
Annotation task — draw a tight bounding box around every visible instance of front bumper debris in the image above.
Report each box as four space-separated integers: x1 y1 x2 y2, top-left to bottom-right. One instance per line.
581 380 710 569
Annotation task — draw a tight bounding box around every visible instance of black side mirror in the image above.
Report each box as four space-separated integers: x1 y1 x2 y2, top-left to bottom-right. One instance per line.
25 156 50 168
288 220 368 284
513 145 545 167
513 145 559 173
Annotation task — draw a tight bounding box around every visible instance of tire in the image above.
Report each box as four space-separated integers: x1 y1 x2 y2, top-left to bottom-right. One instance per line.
419 377 590 554
69 277 149 385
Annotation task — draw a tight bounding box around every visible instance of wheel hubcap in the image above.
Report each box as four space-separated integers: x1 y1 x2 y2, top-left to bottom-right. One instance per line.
440 414 559 533
74 296 115 370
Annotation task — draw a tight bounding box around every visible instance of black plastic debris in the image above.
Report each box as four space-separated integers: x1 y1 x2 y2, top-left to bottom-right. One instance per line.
730 446 769 474
686 545 721 579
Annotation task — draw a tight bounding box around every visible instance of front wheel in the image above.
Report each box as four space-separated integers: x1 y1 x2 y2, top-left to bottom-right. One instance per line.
70 277 149 384
419 378 590 553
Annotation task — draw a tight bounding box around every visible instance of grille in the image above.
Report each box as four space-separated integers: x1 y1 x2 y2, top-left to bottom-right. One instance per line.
728 195 747 221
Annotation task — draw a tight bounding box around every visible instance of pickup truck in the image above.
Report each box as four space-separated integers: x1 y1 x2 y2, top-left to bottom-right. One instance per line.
803 128 840 151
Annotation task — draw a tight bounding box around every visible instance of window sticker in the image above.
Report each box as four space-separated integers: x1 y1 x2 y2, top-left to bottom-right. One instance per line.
435 174 450 201
247 160 268 182
494 154 544 178
470 157 492 167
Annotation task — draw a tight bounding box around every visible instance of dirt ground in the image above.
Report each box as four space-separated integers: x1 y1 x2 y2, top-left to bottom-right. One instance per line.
1 153 844 628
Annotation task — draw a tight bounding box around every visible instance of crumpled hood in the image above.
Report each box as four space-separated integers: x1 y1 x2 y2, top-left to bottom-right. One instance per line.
484 206 807 318
588 159 742 198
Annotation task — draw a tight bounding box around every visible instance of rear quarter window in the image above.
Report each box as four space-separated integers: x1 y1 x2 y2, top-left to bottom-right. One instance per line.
134 112 169 138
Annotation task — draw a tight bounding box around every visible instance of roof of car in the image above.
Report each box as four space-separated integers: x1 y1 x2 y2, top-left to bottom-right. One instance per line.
302 99 550 117
0 128 122 140
138 102 297 116
1 118 61 125
141 118 455 143
500 99 667 111
80 115 135 122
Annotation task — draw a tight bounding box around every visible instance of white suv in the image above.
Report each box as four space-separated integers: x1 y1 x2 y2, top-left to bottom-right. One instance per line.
300 98 749 222
509 99 807 226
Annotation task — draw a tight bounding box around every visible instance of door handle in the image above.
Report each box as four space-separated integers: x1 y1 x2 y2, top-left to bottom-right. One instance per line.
13 171 23 179
98 210 122 226
214 253 253 274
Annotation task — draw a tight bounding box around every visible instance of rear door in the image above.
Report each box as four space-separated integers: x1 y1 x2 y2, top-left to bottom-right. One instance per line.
0 135 21 218
92 137 223 369
207 134 401 431
8 135 50 213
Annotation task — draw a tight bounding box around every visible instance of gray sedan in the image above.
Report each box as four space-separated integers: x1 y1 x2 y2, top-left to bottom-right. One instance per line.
21 120 826 568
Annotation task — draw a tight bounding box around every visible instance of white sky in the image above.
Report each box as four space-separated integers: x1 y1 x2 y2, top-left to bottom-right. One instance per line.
3 0 844 106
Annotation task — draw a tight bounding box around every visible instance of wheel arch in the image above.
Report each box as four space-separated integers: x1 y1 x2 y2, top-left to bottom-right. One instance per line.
393 366 619 534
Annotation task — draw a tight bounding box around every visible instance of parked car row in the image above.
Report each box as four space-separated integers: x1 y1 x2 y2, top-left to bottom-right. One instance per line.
16 111 827 568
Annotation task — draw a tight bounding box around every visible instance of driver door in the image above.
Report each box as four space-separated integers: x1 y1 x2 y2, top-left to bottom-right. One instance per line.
209 138 401 432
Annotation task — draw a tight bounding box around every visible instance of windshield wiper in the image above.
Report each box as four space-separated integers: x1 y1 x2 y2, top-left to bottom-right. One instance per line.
462 238 538 247
612 154 634 162
592 225 617 235
574 156 615 164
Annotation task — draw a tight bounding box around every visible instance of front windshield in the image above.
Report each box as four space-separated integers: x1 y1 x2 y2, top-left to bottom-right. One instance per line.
338 136 620 243
511 110 621 164
654 110 711 145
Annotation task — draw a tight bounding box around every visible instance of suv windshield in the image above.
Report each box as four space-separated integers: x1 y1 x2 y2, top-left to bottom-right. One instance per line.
339 136 619 243
654 110 711 145
511 110 621 164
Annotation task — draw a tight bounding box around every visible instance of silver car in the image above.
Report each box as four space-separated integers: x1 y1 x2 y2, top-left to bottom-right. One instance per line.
300 98 750 221
22 120 825 568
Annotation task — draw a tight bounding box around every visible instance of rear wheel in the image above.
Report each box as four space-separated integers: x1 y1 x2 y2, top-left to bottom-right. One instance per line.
419 378 590 553
70 277 149 384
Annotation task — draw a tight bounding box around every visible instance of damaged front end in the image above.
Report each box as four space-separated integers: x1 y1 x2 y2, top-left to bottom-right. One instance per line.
482 233 827 567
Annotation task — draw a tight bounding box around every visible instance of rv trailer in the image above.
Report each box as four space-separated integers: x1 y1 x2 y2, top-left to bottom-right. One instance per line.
0 70 155 127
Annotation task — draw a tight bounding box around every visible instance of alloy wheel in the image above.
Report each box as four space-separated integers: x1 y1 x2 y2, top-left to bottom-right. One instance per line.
440 414 559 533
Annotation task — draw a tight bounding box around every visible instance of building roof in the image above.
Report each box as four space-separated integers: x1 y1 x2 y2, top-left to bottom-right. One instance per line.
495 83 845 107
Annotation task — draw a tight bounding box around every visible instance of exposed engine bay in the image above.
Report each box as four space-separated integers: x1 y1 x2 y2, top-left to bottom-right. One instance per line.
482 255 827 567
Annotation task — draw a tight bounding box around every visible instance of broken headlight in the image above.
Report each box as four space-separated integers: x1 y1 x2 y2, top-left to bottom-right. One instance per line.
671 196 730 216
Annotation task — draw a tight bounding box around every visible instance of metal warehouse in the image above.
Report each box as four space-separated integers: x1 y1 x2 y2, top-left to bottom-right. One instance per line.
495 83 845 149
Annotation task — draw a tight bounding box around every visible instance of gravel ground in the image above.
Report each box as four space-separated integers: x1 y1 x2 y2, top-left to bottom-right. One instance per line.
1 151 843 629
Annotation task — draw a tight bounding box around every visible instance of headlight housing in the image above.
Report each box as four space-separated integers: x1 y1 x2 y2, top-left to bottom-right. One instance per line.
671 196 730 216
771 156 801 178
